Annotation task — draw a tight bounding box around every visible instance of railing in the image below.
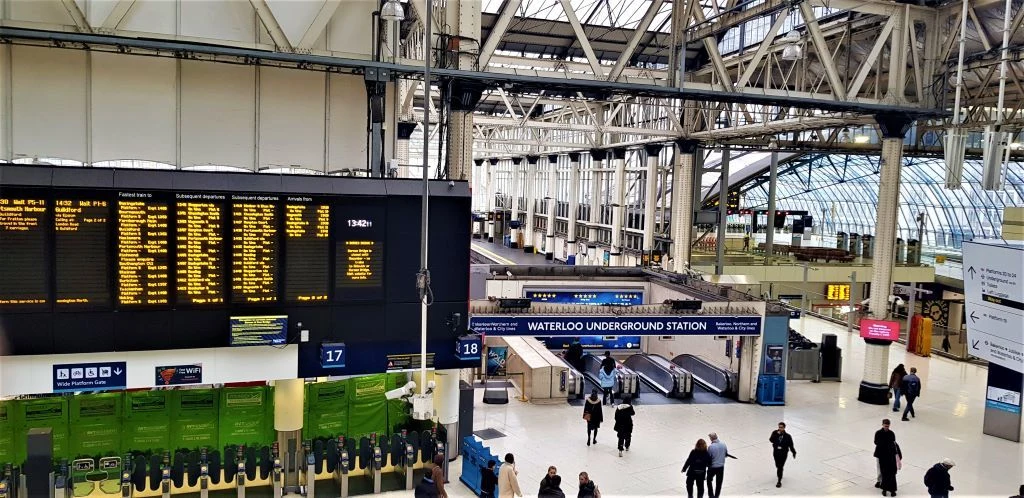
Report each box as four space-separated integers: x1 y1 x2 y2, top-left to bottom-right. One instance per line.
671 354 736 396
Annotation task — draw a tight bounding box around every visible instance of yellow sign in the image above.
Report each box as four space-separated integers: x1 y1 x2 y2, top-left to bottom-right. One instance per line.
826 284 851 301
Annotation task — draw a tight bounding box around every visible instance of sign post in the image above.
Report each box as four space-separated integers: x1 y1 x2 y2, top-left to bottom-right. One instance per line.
963 241 1023 442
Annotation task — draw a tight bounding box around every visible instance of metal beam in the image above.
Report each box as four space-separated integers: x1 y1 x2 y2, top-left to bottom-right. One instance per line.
799 1 847 99
474 115 680 137
846 16 896 99
298 0 344 49
479 0 523 68
249 0 293 51
99 0 135 30
735 8 790 88
608 0 664 82
59 0 92 33
557 0 605 78
691 6 734 92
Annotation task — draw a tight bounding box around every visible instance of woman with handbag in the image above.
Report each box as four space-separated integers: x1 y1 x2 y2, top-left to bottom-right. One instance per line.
583 389 604 446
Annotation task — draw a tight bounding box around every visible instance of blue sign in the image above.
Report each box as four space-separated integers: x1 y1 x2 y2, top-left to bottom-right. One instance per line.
525 290 643 306
538 335 641 350
320 342 347 369
470 315 763 336
456 335 483 361
230 315 288 346
789 309 802 319
155 364 203 386
53 362 127 393
986 399 1022 414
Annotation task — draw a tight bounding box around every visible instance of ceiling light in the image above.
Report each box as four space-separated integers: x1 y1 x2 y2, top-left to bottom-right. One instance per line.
781 31 803 61
381 0 405 22
854 135 871 144
839 128 850 143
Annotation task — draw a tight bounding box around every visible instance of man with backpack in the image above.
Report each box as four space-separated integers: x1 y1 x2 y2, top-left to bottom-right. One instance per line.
900 367 922 421
923 458 955 497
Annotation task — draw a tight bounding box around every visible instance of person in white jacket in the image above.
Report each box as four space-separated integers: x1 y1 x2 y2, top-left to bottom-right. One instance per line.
498 453 523 497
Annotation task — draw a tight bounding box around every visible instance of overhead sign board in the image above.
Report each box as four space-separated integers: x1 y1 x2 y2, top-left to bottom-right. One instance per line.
155 364 203 386
469 315 763 336
963 241 1024 373
53 361 127 393
229 315 288 347
320 342 347 369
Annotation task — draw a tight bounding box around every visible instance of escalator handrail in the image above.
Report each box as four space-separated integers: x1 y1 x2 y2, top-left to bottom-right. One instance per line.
671 354 734 394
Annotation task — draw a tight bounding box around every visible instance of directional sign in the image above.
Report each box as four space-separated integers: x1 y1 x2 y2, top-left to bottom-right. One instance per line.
53 361 127 393
469 315 763 336
963 241 1024 373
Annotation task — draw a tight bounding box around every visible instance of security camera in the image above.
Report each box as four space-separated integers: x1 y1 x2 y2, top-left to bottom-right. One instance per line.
448 180 455 189
384 381 417 401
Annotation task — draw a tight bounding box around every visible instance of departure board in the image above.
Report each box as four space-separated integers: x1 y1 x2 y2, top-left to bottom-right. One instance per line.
54 198 110 308
117 194 170 305
284 198 330 303
231 196 279 304
0 196 48 307
335 200 385 300
176 194 226 305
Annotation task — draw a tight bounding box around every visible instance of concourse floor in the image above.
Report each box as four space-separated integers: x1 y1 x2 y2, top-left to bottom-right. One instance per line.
380 315 1022 498
470 238 556 266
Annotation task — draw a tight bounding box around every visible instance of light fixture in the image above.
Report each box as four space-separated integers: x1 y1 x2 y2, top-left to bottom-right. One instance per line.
839 128 851 143
780 31 803 61
381 0 405 22
767 137 779 150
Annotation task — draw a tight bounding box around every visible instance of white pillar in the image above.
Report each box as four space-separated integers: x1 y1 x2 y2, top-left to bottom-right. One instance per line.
642 144 662 265
588 149 605 265
524 156 539 252
610 148 627 266
396 122 417 179
433 369 461 461
273 378 304 432
545 155 558 260
510 157 523 248
672 141 698 271
567 152 581 264
486 158 497 242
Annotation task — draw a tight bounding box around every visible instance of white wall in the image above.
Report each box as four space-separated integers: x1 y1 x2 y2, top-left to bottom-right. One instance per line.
0 345 298 397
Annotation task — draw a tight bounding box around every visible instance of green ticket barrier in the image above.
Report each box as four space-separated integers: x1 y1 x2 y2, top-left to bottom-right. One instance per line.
347 375 387 439
20 398 69 461
386 374 411 434
70 393 123 458
0 401 16 465
172 390 219 451
304 381 349 440
218 387 272 448
122 391 171 454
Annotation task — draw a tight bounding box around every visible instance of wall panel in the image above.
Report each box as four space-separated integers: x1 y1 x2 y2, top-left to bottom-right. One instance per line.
117 0 176 36
265 0 322 48
324 2 374 58
90 52 177 163
180 1 258 44
11 46 87 162
328 73 368 171
8 0 70 25
259 66 326 171
180 60 256 169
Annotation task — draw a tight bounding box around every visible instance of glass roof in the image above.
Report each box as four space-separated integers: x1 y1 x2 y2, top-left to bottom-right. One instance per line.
482 0 679 32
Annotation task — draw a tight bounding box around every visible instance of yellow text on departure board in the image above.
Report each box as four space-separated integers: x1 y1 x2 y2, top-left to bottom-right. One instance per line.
177 201 224 304
0 198 48 305
826 284 851 301
118 200 169 305
344 240 376 281
232 202 277 303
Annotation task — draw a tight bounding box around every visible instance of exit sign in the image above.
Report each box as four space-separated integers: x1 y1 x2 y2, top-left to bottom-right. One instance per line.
320 342 347 369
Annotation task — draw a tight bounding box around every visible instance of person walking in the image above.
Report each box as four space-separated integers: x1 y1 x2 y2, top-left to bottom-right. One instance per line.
577 472 600 498
539 474 566 498
1010 484 1024 498
874 419 896 488
598 365 615 405
613 401 635 457
431 453 447 498
479 460 497 498
600 351 616 372
769 422 796 488
414 470 439 498
497 453 522 498
566 340 584 372
923 459 955 498
539 466 559 492
706 433 736 498
583 389 604 446
681 439 713 498
900 367 922 421
889 364 907 412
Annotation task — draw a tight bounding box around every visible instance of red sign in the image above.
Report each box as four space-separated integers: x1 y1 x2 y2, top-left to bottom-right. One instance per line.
860 318 900 341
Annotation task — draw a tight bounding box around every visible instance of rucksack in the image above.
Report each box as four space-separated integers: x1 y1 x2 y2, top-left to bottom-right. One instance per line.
923 467 934 487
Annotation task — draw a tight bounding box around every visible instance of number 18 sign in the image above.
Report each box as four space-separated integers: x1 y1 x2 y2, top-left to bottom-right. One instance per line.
456 334 482 361
320 342 347 369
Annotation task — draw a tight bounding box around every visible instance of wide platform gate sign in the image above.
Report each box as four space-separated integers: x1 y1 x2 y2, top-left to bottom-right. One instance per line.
469 315 763 336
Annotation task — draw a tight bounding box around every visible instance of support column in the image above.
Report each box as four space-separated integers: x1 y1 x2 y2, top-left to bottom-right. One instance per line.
764 149 779 264
446 84 482 181
545 155 559 260
433 369 461 460
364 68 390 177
588 149 605 265
0 44 11 162
273 378 304 488
716 147 731 275
859 113 913 405
643 144 663 266
524 156 539 253
487 158 499 243
567 152 582 264
396 122 418 179
473 159 485 238
672 140 699 272
609 148 627 266
509 157 523 248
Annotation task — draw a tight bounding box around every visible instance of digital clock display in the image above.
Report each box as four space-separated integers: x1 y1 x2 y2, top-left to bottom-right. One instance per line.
347 219 373 228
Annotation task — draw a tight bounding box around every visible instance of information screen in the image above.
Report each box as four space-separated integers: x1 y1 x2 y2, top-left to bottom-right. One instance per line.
117 194 170 306
284 198 330 303
176 195 226 305
0 196 48 307
55 198 110 308
231 197 279 304
334 200 385 300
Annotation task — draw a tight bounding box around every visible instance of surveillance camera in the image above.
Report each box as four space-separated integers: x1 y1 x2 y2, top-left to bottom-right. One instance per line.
384 381 417 401
448 180 455 189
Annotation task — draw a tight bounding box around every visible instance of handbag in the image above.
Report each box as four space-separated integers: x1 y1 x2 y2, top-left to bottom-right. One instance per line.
583 412 591 422
888 390 893 399
895 455 902 471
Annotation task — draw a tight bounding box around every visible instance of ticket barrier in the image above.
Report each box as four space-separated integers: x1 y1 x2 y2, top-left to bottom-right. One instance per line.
398 431 416 491
302 442 315 498
233 446 246 498
270 443 282 498
333 437 351 498
370 435 383 494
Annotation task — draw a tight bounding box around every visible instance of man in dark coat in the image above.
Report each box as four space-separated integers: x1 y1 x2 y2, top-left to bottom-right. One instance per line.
566 340 584 372
924 459 955 498
414 471 439 498
613 402 635 457
874 419 896 488
769 422 796 488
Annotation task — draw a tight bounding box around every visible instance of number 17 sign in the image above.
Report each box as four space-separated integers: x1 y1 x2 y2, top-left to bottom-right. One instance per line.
320 342 347 369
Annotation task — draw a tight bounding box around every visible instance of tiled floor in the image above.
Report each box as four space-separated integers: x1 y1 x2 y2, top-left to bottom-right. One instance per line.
383 315 1022 497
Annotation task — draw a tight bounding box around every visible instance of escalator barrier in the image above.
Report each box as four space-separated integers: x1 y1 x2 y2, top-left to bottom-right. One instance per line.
623 354 693 398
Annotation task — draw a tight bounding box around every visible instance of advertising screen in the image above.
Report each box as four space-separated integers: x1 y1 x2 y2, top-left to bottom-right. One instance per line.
859 318 900 341
525 289 644 350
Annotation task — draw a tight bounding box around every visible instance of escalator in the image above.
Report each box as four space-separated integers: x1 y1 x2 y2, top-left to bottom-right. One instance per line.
580 354 640 402
671 354 738 398
623 354 693 399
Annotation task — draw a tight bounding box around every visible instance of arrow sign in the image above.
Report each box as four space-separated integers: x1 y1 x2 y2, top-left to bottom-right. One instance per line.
972 340 980 350
968 266 977 279
53 361 126 393
970 311 979 323
113 368 123 375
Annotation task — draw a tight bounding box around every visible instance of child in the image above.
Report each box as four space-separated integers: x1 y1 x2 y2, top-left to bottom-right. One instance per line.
479 460 497 498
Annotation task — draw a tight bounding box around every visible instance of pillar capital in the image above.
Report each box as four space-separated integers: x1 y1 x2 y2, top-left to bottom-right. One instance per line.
589 148 607 161
644 143 664 157
512 157 523 165
526 155 540 165
547 154 559 163
568 152 581 162
609 147 627 160
488 158 499 165
474 159 484 166
397 122 418 140
675 139 700 154
875 113 914 139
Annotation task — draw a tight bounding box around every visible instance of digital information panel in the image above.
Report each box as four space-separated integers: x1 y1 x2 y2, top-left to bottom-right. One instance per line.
0 197 48 307
176 195 225 305
55 198 110 308
284 198 330 303
526 290 644 350
231 196 279 304
117 194 170 306
334 202 384 299
230 315 288 346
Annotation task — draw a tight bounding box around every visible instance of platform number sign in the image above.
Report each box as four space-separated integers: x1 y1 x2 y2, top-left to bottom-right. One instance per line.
456 334 482 361
320 342 347 369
